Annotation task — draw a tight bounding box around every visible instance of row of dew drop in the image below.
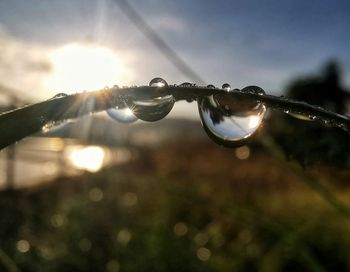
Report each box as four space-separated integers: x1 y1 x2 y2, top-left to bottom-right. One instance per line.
48 78 334 147
106 78 267 147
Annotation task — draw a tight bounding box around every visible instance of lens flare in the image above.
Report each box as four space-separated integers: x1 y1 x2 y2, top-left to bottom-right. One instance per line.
46 43 129 93
67 146 105 172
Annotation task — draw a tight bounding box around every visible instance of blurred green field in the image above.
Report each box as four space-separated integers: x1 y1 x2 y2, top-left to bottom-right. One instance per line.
1 140 350 272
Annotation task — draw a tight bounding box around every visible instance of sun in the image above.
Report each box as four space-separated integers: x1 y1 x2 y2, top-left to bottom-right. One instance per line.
46 43 129 94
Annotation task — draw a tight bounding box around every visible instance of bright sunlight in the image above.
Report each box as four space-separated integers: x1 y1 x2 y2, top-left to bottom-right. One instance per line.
67 145 106 172
46 43 128 94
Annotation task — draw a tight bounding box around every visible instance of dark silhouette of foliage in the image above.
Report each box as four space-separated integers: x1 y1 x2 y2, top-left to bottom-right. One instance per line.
287 60 349 114
269 61 350 166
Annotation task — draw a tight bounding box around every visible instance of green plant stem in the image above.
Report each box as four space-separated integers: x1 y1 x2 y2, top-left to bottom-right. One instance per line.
0 86 349 150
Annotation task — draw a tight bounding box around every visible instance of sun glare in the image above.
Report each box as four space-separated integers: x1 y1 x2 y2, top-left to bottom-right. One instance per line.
248 115 261 129
67 146 105 172
46 43 128 94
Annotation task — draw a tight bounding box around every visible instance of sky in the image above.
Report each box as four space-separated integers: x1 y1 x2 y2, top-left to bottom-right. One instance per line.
0 0 350 117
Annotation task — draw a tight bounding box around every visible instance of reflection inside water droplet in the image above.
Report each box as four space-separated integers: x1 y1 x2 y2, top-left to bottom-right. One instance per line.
107 102 138 123
149 77 168 88
127 78 174 122
128 95 174 122
241 85 265 95
222 83 231 92
52 93 68 99
180 82 195 87
198 93 266 147
286 112 317 121
42 120 72 133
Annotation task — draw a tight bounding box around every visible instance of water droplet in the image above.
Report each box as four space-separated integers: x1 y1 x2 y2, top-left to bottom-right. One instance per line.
286 112 317 122
180 82 194 87
149 77 168 88
52 93 68 99
241 86 265 95
198 93 266 147
222 83 231 92
127 78 173 122
207 84 215 88
42 120 71 133
106 102 138 123
127 94 174 122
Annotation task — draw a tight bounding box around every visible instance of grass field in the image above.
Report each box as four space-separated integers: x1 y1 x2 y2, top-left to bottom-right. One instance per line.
0 139 350 271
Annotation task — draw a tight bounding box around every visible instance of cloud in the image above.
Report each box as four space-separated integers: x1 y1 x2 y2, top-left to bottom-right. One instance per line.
0 26 52 101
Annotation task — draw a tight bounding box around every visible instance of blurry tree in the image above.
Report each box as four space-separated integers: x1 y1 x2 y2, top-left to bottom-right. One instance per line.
287 60 349 114
268 61 350 167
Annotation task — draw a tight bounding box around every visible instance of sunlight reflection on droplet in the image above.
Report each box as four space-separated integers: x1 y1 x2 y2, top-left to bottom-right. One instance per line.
67 146 105 172
248 115 261 129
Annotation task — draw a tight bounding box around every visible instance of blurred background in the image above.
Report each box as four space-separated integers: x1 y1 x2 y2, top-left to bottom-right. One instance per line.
0 0 350 271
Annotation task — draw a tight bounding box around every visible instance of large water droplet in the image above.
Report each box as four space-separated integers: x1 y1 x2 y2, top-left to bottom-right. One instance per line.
149 77 168 88
222 83 231 92
126 78 173 121
207 84 216 88
128 95 174 122
106 102 138 123
198 93 266 147
241 85 265 95
52 93 68 99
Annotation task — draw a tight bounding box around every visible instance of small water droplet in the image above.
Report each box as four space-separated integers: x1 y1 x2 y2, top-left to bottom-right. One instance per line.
149 78 168 88
198 93 266 147
113 85 120 89
42 120 70 133
207 84 215 88
180 82 194 87
222 83 231 92
52 93 68 99
241 86 265 95
286 112 317 122
106 102 138 123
